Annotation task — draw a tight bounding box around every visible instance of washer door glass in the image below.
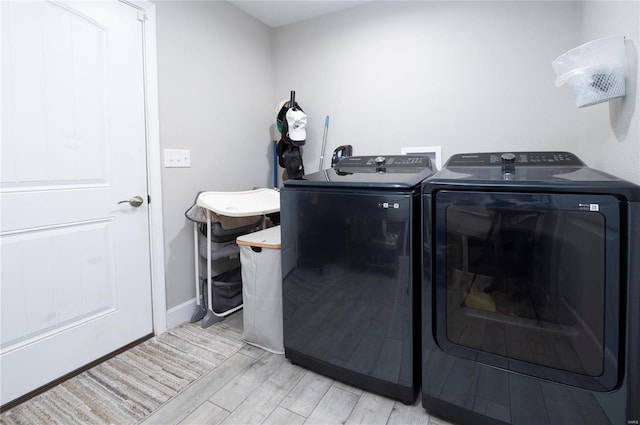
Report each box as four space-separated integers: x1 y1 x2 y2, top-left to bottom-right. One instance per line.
434 191 620 391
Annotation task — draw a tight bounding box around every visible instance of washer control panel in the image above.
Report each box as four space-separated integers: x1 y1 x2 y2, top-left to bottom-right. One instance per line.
447 151 584 167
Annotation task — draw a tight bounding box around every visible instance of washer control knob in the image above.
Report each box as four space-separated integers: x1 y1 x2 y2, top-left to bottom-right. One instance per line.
501 153 516 164
374 156 386 166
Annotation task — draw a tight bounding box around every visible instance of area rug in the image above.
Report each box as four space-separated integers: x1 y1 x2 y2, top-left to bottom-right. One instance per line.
0 320 244 425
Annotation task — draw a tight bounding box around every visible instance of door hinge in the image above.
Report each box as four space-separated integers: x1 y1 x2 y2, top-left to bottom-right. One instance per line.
148 195 151 204
137 10 147 22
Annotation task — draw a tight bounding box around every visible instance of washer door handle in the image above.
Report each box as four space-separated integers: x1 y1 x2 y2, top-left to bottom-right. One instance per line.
118 195 144 208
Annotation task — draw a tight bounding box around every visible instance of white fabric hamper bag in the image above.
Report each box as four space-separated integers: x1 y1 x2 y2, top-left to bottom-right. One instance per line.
237 226 284 354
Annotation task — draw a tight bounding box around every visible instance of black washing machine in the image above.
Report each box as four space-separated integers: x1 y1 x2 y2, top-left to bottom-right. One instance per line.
421 151 640 425
280 155 436 403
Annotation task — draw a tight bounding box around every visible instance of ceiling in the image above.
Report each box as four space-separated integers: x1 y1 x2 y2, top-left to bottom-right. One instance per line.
228 1 369 28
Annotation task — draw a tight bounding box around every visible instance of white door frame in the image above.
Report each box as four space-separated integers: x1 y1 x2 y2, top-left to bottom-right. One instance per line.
122 0 167 335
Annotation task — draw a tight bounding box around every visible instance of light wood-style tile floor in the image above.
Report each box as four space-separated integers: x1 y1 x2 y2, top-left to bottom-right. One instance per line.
140 311 456 425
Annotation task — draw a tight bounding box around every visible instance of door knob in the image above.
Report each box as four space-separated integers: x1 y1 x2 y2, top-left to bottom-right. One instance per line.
118 196 144 208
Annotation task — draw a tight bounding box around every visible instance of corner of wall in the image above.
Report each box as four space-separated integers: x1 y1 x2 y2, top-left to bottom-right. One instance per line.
578 1 640 184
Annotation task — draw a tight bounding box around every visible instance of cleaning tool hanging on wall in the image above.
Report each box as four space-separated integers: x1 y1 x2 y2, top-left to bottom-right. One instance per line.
318 115 330 171
552 36 627 108
272 140 278 188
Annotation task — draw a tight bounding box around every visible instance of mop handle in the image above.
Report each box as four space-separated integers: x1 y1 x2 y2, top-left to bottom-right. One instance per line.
319 115 329 171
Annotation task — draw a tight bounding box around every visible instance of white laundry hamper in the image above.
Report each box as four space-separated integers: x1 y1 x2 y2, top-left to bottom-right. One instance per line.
237 225 284 354
552 36 627 108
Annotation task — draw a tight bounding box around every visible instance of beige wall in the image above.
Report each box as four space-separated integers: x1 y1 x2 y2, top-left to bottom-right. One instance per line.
155 1 274 310
273 1 582 173
579 1 639 184
155 1 639 314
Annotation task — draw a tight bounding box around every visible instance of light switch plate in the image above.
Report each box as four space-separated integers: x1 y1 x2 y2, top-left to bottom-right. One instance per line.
164 149 191 168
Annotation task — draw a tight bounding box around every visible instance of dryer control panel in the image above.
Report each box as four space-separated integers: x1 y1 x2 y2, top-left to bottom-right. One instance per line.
447 151 585 167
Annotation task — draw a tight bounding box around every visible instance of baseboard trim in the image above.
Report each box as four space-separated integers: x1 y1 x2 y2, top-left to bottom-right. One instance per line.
166 298 197 330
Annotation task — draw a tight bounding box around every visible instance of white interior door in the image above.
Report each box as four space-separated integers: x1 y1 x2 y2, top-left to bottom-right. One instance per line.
1 0 153 406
